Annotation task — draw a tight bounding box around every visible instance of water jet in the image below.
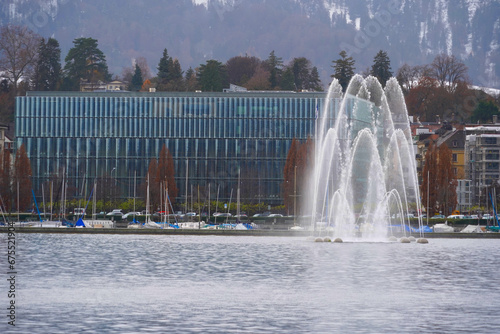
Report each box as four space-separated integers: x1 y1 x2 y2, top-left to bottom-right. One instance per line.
307 75 424 242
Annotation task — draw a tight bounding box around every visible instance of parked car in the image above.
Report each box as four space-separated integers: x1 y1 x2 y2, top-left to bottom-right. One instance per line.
268 213 283 217
122 211 141 219
106 209 123 217
214 212 232 217
431 214 446 219
447 214 464 219
72 208 86 216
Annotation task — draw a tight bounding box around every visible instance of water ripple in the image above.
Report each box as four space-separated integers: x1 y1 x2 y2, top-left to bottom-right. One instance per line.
4 234 500 333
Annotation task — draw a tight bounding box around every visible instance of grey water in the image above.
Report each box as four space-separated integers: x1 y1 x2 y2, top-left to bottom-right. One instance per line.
2 234 500 333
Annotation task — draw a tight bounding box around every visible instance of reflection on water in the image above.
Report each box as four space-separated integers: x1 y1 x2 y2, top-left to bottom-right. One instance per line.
2 234 500 333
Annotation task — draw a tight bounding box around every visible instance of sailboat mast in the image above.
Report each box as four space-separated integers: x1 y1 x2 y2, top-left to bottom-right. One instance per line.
146 174 150 224
185 159 188 214
227 188 233 224
93 180 97 222
42 183 45 221
237 169 240 220
133 171 136 220
198 185 200 229
50 181 53 221
17 181 19 222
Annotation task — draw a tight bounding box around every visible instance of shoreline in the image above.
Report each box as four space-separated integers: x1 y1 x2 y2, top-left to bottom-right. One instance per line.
1 227 500 238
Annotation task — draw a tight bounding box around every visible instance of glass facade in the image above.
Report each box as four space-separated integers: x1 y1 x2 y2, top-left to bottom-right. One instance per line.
16 91 337 205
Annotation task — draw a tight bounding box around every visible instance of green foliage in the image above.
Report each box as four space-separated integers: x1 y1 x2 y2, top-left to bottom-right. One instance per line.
309 66 323 91
371 50 392 87
119 198 145 212
63 37 110 91
292 57 309 90
184 67 198 91
265 50 283 89
156 49 184 91
128 64 143 91
32 37 61 91
284 57 323 91
471 100 499 123
331 50 355 92
280 67 295 90
157 48 172 89
197 59 228 92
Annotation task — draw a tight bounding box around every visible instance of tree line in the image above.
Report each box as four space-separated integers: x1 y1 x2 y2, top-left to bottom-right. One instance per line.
2 24 499 125
1 24 427 124
2 24 500 215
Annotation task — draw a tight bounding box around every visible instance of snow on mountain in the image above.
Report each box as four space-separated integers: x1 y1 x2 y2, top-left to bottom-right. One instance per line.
1 0 499 89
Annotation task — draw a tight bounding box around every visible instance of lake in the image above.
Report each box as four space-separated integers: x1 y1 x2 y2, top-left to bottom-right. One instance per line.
2 234 499 333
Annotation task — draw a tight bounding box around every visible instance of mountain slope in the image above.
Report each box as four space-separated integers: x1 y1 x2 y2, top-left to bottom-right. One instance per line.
1 0 499 89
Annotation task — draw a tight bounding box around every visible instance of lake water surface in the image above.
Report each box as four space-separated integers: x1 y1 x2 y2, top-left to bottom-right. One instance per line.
2 234 500 333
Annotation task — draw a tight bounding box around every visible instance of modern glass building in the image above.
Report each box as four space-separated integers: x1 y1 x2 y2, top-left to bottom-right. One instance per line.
16 91 337 205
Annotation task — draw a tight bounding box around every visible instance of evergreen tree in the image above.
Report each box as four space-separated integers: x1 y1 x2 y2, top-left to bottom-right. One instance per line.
309 66 323 91
370 50 392 87
281 67 295 91
288 57 321 91
128 64 143 91
265 50 284 89
471 100 499 123
292 57 310 90
33 37 61 91
167 58 184 91
0 79 14 123
197 60 227 92
63 37 110 91
157 48 172 91
331 50 355 92
184 67 198 91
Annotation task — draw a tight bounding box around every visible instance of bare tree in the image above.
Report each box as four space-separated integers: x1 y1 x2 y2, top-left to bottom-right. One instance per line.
121 56 152 83
13 144 32 211
431 54 469 93
0 25 40 94
135 56 152 80
396 63 431 94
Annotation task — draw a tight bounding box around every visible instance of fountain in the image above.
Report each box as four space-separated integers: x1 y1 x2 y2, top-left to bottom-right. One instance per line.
307 75 425 242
